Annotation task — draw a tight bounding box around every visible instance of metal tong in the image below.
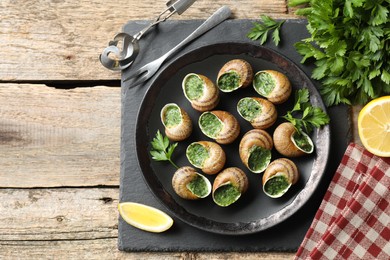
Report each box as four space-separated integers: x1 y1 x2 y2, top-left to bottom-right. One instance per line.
99 0 197 71
123 6 232 87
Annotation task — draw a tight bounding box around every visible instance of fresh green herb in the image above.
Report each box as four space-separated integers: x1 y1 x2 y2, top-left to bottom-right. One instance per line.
247 15 285 46
150 130 179 169
282 88 330 134
289 0 390 106
288 0 311 16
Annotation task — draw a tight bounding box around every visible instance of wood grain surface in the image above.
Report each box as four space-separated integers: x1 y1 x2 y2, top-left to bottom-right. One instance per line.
0 84 120 187
0 0 360 259
0 0 296 81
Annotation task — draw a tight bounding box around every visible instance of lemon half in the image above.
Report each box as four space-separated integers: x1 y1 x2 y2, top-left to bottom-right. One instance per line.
358 96 390 157
118 202 173 233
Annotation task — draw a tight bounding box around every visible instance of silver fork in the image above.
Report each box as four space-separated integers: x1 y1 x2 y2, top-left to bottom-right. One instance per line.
123 6 231 86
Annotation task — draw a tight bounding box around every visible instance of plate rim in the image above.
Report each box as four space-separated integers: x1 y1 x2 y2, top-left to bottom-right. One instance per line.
134 42 331 235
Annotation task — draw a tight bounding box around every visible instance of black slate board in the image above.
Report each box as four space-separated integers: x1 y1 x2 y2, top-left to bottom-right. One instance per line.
118 19 352 252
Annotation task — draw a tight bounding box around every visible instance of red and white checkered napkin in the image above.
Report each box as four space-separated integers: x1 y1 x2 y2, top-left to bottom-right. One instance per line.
295 143 390 260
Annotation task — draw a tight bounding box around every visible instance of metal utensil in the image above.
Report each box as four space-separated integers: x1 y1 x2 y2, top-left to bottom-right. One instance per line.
100 0 197 71
123 5 231 87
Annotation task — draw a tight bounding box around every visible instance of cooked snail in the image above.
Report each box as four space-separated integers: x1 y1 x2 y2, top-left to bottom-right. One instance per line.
262 158 299 198
216 59 253 92
160 103 192 141
273 122 314 157
172 166 212 200
182 73 220 112
253 70 292 104
198 110 240 145
186 141 226 175
237 97 277 129
212 167 248 207
239 129 273 173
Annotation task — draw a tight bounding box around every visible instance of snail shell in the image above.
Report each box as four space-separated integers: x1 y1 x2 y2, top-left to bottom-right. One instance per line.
198 110 240 145
239 129 273 173
160 103 193 141
273 122 314 157
253 70 292 104
186 141 226 175
237 97 277 129
262 158 299 198
172 166 212 200
216 59 253 92
212 167 249 207
182 73 220 112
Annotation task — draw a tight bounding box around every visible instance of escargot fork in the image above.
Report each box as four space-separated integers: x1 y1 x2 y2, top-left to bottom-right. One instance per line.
123 6 232 87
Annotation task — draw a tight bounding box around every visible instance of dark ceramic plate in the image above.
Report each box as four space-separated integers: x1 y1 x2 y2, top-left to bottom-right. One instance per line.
135 42 330 235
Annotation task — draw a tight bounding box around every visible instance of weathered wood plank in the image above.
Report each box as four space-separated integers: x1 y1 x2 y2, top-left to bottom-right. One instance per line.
0 0 297 81
1 240 189 260
0 84 120 187
0 188 118 240
0 188 294 259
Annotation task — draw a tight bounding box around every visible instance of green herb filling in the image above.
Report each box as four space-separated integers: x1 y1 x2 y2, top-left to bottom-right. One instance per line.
264 175 290 196
293 132 313 153
248 146 271 173
187 175 209 198
163 106 181 127
213 184 240 206
184 75 204 100
217 71 240 91
253 72 275 97
199 113 223 138
187 143 209 167
237 98 262 121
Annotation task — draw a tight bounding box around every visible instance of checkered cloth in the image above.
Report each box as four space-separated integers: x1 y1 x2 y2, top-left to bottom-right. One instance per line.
295 143 390 260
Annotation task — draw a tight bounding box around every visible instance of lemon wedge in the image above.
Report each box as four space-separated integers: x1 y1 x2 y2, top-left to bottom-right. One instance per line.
118 202 173 233
358 96 390 157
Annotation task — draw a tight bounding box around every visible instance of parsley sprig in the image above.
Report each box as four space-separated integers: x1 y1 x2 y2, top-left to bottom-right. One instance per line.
150 130 178 169
289 0 390 106
282 88 330 134
247 15 285 46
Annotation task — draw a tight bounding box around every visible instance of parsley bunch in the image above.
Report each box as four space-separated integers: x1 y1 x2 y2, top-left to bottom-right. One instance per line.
282 88 330 134
247 15 285 46
289 0 390 106
150 130 178 169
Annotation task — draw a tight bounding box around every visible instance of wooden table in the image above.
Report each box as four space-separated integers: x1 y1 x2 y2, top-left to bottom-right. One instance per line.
1 0 361 259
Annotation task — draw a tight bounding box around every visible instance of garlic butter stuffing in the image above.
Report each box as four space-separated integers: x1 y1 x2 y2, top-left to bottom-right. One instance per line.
160 103 192 142
253 70 291 104
237 97 277 129
150 58 329 205
239 129 273 174
186 141 226 175
172 166 211 200
216 59 253 92
182 73 219 112
198 110 240 145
